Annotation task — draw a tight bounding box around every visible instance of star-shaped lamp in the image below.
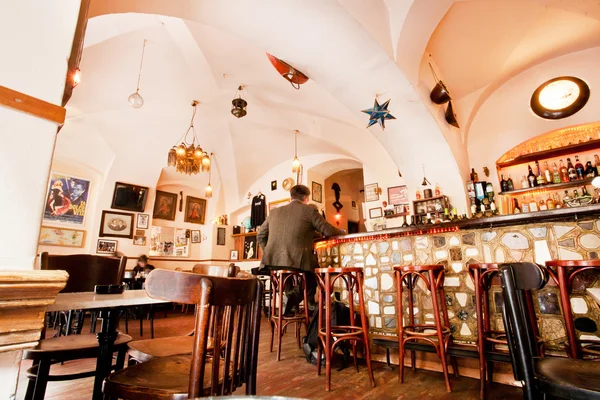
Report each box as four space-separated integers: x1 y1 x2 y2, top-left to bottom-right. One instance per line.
361 98 396 130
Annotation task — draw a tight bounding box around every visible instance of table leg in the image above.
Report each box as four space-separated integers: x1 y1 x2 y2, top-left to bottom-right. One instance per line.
93 308 119 400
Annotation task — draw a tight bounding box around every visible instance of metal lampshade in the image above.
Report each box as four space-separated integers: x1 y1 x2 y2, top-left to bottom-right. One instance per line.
445 101 459 128
430 80 451 104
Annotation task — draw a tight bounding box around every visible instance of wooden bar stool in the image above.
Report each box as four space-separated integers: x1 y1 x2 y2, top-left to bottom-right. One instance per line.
394 264 457 393
546 259 600 359
315 267 375 391
269 269 310 361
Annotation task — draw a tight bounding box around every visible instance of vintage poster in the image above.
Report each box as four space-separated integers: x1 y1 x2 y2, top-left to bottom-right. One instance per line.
43 172 91 225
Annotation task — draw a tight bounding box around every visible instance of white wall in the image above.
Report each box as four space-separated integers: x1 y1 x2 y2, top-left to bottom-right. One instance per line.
324 170 364 231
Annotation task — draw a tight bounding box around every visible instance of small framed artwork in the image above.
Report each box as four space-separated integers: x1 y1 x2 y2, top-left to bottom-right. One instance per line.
364 183 380 202
184 196 207 225
394 204 409 216
135 229 145 236
111 182 149 212
230 250 239 260
217 227 226 246
271 180 277 191
152 190 178 221
97 239 117 254
99 210 134 238
388 185 409 206
39 226 86 247
243 235 257 260
268 198 290 214
137 214 149 229
312 181 323 203
133 235 146 246
369 207 383 219
351 201 357 209
191 230 201 243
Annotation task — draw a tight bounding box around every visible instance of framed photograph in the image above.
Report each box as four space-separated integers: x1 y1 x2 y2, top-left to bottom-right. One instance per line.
388 185 409 206
184 196 207 225
217 227 226 246
39 226 85 247
312 181 323 203
191 230 201 243
230 250 239 261
111 182 149 212
97 239 117 254
364 183 379 202
243 235 257 260
153 190 177 221
352 201 357 209
43 171 91 226
137 213 149 229
133 235 146 246
394 204 409 216
369 207 383 219
271 180 277 191
269 198 290 213
99 210 134 239
135 229 145 236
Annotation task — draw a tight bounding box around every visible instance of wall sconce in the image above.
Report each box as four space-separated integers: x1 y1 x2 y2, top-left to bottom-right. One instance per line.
231 85 247 118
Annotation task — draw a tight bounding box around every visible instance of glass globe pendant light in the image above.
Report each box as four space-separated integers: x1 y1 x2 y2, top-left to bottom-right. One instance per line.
128 39 147 108
292 130 301 173
205 154 214 198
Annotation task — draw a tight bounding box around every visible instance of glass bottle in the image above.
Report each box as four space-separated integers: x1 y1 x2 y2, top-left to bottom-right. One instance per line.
595 154 600 176
402 214 408 227
573 189 580 198
585 160 596 178
552 162 561 184
575 155 585 180
529 195 539 212
582 185 589 197
544 161 552 184
528 164 538 187
500 175 508 192
567 158 577 181
522 195 530 213
536 161 546 185
563 190 571 205
513 198 521 214
539 198 547 211
554 193 562 209
470 168 479 182
559 159 569 182
416 189 422 200
546 193 555 210
507 175 514 191
435 183 441 197
521 175 529 189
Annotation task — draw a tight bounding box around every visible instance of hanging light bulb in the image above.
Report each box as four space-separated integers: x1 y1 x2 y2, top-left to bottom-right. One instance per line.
201 153 211 172
291 130 301 173
205 153 214 198
128 39 147 108
73 68 81 87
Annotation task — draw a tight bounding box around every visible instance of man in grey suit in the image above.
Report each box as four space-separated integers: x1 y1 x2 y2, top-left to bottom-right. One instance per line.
258 185 344 315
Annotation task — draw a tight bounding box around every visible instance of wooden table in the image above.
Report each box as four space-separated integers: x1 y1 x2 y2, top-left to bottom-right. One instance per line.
48 290 168 400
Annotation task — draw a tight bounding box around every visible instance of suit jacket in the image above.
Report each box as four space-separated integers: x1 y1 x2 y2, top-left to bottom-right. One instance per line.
257 200 344 272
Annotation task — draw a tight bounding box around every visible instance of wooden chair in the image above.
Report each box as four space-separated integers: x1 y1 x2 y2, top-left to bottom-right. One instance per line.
500 262 600 400
103 269 262 399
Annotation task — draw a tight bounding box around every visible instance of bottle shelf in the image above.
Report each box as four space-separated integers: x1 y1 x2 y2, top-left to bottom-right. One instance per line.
498 177 595 196
496 139 600 168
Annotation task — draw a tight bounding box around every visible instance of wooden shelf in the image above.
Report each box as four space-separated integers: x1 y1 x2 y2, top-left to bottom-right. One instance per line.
497 139 600 168
499 177 595 196
232 232 258 237
414 195 445 203
384 213 408 219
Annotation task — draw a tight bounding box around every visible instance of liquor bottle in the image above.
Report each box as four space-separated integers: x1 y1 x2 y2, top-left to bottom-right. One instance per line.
559 159 569 182
443 208 450 221
513 198 521 214
470 168 479 182
416 189 422 200
573 189 580 198
528 164 538 187
490 201 497 214
543 161 552 184
575 155 585 180
500 175 508 192
546 193 555 210
582 185 589 196
471 203 477 216
554 193 562 209
563 190 571 205
521 196 530 213
552 162 561 184
567 158 577 181
529 196 539 212
539 199 547 211
507 175 514 191
435 184 441 197
585 160 596 178
536 161 546 185
402 214 409 227
595 154 600 176
521 175 529 189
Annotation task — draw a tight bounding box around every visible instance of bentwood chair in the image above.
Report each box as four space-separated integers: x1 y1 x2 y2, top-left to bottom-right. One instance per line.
103 269 262 399
500 262 600 400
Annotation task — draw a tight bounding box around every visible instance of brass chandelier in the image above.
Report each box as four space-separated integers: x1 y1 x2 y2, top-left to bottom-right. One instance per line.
167 100 211 175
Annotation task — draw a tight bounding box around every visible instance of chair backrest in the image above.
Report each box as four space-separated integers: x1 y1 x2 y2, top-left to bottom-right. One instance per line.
192 263 239 277
499 262 548 399
145 269 261 397
40 252 127 293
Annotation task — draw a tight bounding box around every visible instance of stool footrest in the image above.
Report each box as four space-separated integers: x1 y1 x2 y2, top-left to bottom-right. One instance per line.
402 324 451 337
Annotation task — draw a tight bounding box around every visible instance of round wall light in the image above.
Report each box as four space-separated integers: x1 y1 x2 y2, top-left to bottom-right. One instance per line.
530 76 590 119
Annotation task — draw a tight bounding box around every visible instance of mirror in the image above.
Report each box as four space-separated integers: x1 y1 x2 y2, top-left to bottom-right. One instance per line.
149 226 190 257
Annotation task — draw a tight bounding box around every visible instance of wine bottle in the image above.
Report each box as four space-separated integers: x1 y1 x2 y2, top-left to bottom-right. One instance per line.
521 175 529 189
567 158 577 181
585 160 596 178
559 159 569 182
555 193 562 209
470 168 479 182
543 161 552 184
507 175 514 191
582 185 589 196
552 162 561 184
513 198 521 214
536 161 546 185
500 175 508 192
546 193 555 210
528 165 538 187
575 155 584 180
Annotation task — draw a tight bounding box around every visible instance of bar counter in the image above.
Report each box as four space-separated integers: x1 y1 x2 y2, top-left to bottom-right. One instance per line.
314 204 600 350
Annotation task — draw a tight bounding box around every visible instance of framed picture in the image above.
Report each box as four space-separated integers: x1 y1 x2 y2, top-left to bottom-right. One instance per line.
111 182 149 212
43 171 91 226
133 235 146 246
230 250 239 260
369 207 383 219
364 183 379 202
137 214 149 229
394 204 409 216
39 226 85 247
243 235 257 260
269 198 290 213
352 201 357 209
312 181 323 203
184 196 207 225
271 180 277 191
217 227 226 246
97 239 117 254
153 190 177 221
388 185 409 206
191 230 201 243
99 210 134 238
135 229 145 236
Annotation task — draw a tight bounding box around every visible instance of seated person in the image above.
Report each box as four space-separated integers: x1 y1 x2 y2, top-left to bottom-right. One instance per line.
132 255 155 286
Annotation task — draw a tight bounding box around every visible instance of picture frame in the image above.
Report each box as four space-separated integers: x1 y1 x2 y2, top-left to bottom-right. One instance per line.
133 235 146 246
153 190 178 221
135 229 145 236
369 207 383 219
97 239 117 254
312 181 323 203
268 198 290 214
271 180 277 191
99 210 134 238
184 196 207 225
243 235 258 260
217 227 226 246
352 201 357 209
191 230 201 243
43 171 91 226
137 213 149 229
111 182 149 212
364 183 380 202
387 185 409 206
39 226 86 247
230 250 239 261
394 204 410 216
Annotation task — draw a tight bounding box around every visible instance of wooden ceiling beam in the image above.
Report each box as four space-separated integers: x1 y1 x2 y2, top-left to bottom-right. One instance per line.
0 85 66 125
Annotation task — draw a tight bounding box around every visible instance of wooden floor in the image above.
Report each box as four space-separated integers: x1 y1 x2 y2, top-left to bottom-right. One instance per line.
16 310 522 399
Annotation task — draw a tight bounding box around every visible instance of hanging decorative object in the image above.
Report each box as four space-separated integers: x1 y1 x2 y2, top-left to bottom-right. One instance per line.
231 85 247 118
167 100 211 175
205 153 214 198
128 39 147 108
421 164 433 199
291 130 301 173
444 101 459 128
361 97 396 130
429 63 451 105
266 53 309 90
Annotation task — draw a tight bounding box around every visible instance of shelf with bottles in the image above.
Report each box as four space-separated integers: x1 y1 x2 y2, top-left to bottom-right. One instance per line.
413 195 450 216
496 138 600 168
498 177 596 196
507 184 596 215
